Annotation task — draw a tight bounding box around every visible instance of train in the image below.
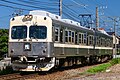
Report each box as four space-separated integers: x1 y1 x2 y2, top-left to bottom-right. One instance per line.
8 10 113 71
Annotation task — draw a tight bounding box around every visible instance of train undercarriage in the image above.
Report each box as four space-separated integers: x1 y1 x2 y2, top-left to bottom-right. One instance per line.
11 56 55 71
11 55 112 71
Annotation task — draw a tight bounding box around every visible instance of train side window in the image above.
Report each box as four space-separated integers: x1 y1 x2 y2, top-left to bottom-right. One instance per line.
55 28 60 42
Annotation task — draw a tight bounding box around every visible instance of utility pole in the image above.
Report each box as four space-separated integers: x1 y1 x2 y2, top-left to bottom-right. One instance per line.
113 17 117 57
59 0 62 18
96 6 99 30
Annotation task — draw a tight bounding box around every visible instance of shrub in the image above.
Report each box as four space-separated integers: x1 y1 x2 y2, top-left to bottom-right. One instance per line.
110 58 120 65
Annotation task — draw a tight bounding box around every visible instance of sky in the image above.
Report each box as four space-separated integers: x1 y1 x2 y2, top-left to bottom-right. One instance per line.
0 0 120 34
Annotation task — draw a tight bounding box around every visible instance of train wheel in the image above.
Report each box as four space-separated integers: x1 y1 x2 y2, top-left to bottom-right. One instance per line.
81 57 87 66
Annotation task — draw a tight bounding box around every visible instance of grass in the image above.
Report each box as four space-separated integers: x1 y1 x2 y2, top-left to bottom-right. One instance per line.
86 63 112 74
84 58 120 74
0 66 15 75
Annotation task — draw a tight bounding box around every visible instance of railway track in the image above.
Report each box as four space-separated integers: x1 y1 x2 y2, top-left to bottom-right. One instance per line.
0 73 39 80
0 63 101 80
0 73 21 80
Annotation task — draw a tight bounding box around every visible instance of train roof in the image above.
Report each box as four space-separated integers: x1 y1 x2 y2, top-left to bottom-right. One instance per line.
29 10 111 37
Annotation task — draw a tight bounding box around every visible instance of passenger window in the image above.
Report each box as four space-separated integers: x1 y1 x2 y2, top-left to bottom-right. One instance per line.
55 28 59 42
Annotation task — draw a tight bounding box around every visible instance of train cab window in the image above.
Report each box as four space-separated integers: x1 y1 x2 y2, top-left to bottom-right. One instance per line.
29 26 47 39
11 26 27 39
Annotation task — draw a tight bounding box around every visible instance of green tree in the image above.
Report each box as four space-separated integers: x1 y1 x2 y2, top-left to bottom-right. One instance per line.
0 29 8 58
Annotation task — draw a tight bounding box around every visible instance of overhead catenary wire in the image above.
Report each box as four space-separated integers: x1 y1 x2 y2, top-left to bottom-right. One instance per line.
0 0 58 10
0 3 31 11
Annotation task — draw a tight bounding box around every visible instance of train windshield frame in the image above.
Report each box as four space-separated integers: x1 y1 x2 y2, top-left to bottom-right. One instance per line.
11 26 27 39
29 26 47 39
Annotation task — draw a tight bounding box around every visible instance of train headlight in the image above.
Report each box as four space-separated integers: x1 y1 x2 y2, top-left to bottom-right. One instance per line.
11 49 14 53
22 15 33 22
24 43 31 51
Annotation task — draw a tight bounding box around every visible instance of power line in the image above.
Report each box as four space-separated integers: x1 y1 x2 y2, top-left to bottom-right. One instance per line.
0 0 58 10
62 4 79 21
0 3 31 11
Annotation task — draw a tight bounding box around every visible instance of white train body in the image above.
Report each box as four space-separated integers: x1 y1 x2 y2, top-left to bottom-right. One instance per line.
9 10 113 71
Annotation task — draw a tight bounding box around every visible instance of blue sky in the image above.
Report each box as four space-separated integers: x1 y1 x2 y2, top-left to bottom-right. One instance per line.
0 0 120 34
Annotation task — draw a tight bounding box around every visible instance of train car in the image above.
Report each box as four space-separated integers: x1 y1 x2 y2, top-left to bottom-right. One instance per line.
8 10 113 71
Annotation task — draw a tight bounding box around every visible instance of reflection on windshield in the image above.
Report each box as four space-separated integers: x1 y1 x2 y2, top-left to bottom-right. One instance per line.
11 26 27 39
29 26 47 39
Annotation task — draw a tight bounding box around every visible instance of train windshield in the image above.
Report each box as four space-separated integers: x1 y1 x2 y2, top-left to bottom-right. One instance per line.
29 26 47 39
11 26 27 39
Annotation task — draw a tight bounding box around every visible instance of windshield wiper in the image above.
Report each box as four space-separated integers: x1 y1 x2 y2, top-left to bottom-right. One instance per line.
18 38 27 41
30 37 38 41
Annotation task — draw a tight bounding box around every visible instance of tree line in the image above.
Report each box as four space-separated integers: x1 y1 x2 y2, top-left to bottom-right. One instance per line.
0 29 8 59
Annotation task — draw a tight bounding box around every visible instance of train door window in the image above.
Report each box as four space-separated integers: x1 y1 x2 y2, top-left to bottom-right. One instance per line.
87 34 89 45
81 33 84 44
89 35 91 45
96 36 99 46
69 31 72 42
104 39 107 47
55 28 60 42
60 28 63 42
110 40 112 47
72 31 75 43
65 30 68 42
79 33 82 44
99 37 101 46
84 33 87 45
106 39 108 47
89 35 93 45
101 38 103 46
75 32 78 44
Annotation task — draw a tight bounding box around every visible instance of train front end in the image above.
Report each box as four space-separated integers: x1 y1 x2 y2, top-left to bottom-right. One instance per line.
8 12 55 71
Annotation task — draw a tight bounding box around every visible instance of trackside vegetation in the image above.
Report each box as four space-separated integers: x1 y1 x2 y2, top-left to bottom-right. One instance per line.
86 58 120 74
0 29 8 59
